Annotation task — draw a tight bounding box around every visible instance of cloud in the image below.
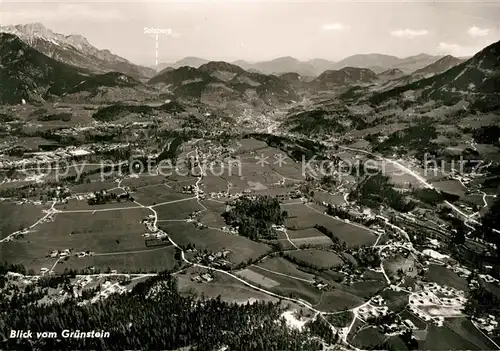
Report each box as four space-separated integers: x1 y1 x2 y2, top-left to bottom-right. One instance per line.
468 26 489 37
437 42 478 57
322 23 348 32
390 29 428 39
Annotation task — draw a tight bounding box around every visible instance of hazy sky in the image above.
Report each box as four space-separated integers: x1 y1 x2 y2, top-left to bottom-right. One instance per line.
1 0 499 66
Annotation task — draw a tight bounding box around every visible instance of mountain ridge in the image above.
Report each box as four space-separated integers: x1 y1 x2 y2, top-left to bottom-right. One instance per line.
370 39 500 111
158 53 448 77
0 33 141 104
0 23 156 79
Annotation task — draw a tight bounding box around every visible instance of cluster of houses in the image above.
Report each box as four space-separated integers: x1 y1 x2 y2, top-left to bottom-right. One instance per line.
188 210 203 219
73 192 98 201
182 185 203 195
321 200 378 225
5 272 36 284
191 272 214 283
336 266 367 286
185 210 209 230
276 188 303 201
90 281 127 304
220 225 238 234
0 146 93 170
312 279 328 290
142 214 157 233
48 249 72 258
73 276 94 295
76 251 93 258
474 315 499 334
140 215 172 243
408 283 466 325
192 250 231 268
48 249 94 259
357 297 390 321
379 242 415 260
143 231 168 241
467 272 500 290
185 219 207 229
209 191 230 199
479 273 500 284
204 184 305 204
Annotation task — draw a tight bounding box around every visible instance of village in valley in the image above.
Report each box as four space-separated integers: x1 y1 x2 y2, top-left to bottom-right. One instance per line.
1 4 500 349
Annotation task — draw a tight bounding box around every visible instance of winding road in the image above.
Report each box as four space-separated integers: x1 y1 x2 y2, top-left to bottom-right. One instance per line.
339 146 482 225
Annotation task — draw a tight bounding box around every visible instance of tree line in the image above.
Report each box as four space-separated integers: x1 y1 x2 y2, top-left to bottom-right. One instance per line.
1 271 328 350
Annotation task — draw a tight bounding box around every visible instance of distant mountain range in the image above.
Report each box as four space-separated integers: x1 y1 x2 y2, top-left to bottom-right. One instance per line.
156 57 336 77
376 68 406 81
0 22 494 111
232 57 337 77
371 39 500 112
0 30 380 105
157 53 455 77
149 61 299 105
309 67 377 90
0 23 156 79
2 23 469 83
334 53 446 74
411 55 466 79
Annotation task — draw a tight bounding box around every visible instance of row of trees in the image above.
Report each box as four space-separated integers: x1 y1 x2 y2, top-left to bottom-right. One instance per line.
325 205 380 227
87 190 132 206
314 224 348 251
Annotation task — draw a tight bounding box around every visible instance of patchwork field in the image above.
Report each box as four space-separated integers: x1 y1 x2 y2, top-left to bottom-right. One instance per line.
159 221 271 265
315 289 365 311
285 249 344 269
54 245 179 273
1 208 152 269
68 181 119 194
352 327 387 350
284 203 377 247
285 228 335 246
231 138 268 153
121 175 167 189
260 272 323 306
255 257 316 282
154 198 204 220
178 267 279 304
431 179 467 197
425 264 468 291
237 268 281 288
0 202 47 240
422 322 495 350
54 199 139 211
197 199 227 227
348 278 388 298
133 185 196 207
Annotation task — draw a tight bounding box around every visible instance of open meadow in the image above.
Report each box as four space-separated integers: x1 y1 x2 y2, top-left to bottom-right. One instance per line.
284 203 377 247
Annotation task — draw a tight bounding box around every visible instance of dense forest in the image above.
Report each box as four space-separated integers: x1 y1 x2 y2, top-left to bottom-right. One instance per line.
349 173 415 212
472 125 500 145
476 198 500 257
222 196 288 240
0 272 328 350
371 121 438 158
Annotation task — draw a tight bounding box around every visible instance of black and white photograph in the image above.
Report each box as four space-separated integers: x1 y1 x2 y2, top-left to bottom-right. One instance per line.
1 0 500 350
